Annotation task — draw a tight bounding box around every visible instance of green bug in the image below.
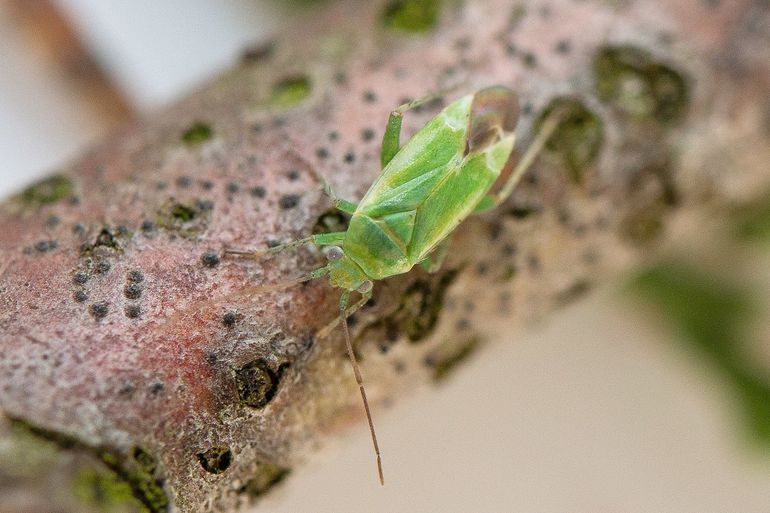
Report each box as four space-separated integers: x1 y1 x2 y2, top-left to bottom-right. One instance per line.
228 86 561 485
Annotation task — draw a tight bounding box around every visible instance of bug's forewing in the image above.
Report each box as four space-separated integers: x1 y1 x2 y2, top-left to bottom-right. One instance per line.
356 94 473 217
407 134 515 263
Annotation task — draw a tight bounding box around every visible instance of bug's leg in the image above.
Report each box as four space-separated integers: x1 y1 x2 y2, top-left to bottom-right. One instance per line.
319 175 358 215
225 231 345 258
476 110 566 212
337 289 383 485
380 92 447 169
317 286 373 339
419 238 451 273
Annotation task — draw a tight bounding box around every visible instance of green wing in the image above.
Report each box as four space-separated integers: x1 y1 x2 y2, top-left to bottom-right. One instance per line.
407 134 513 263
356 94 473 218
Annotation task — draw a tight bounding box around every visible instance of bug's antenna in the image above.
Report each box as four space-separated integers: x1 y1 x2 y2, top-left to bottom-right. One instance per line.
339 291 384 486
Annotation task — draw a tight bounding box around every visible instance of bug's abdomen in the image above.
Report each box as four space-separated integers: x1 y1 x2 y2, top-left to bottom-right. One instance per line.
343 212 415 280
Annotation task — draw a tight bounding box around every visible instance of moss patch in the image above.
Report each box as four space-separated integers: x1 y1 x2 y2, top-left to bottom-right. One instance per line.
537 97 604 183
235 359 279 409
271 76 312 108
237 463 290 500
154 199 210 237
197 446 232 474
383 0 443 32
10 420 168 513
19 174 74 208
594 45 689 123
181 122 213 146
733 191 770 243
426 337 481 382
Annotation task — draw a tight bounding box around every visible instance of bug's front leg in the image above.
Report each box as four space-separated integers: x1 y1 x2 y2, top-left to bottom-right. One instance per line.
319 175 358 215
225 231 346 258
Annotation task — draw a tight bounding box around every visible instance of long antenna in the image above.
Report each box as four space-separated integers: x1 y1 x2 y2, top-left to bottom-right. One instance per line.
340 294 384 485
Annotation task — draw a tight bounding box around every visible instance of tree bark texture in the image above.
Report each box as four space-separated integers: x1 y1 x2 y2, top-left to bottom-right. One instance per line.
1 0 769 511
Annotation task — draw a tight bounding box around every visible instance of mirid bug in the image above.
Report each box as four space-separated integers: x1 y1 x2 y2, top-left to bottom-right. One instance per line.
227 86 563 485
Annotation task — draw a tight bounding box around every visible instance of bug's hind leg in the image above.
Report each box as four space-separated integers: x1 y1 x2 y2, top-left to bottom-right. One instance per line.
475 108 566 213
225 231 345 258
381 91 448 169
319 175 358 215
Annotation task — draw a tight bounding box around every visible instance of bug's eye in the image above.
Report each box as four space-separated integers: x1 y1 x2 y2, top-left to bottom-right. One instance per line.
357 280 373 294
324 246 344 261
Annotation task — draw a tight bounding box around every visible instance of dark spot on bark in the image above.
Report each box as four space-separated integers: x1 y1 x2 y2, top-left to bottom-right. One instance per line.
241 40 275 63
149 381 164 395
222 311 237 327
73 223 86 235
328 131 339 141
127 270 144 283
226 182 240 194
556 280 591 305
363 90 378 103
315 147 329 159
279 194 300 209
250 186 267 198
141 220 155 233
507 204 541 218
502 242 517 256
182 122 213 145
89 302 109 319
594 45 690 123
197 446 232 474
73 271 89 284
196 199 214 211
124 304 141 319
522 52 538 67
74 290 89 303
201 252 220 267
95 260 111 274
124 283 142 300
344 152 356 163
236 359 279 408
361 128 376 141
34 240 58 253
200 180 214 190
44 215 60 228
204 351 218 365
555 39 572 54
476 262 489 276
537 97 604 183
287 169 300 181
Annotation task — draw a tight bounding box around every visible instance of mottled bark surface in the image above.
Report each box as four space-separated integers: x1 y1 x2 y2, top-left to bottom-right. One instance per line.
1 0 769 511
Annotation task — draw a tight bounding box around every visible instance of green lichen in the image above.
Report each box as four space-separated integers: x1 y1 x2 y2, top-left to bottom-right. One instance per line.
197 446 232 474
10 420 168 513
19 174 73 207
235 359 278 409
154 200 209 237
73 466 143 512
733 191 770 243
594 45 689 123
537 97 604 183
630 261 770 444
383 0 443 33
181 122 213 146
237 463 290 500
428 337 481 382
271 76 312 108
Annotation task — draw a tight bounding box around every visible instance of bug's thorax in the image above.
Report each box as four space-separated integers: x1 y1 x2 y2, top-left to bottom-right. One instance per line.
326 252 371 291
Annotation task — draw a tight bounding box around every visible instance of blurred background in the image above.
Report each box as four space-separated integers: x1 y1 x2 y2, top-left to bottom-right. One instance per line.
1 1 769 512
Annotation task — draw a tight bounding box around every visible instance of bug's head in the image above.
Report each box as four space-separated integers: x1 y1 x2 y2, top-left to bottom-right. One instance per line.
466 86 519 155
324 246 371 292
